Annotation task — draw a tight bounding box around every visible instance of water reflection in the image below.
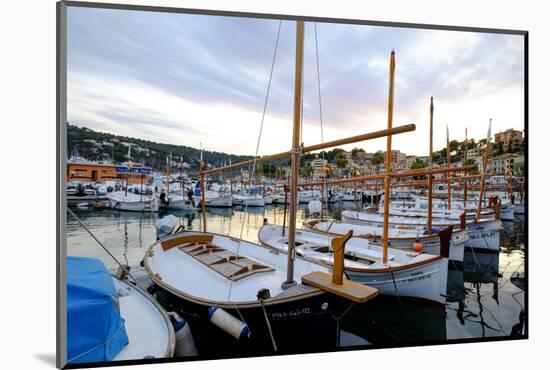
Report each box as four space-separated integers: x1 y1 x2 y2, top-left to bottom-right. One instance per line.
66 202 526 345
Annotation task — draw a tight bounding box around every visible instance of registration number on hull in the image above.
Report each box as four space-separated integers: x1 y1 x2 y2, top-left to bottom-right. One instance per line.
407 271 432 282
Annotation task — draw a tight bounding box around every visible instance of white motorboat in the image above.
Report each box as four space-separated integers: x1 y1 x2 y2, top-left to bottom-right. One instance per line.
232 193 265 207
107 191 159 212
298 189 321 203
160 194 195 210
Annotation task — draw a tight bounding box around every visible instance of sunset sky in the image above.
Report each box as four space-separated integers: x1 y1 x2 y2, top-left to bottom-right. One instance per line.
67 7 525 157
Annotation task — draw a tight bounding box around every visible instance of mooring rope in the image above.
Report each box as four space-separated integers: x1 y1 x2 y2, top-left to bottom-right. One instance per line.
67 207 147 292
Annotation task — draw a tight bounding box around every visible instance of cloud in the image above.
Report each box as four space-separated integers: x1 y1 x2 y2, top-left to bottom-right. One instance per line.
67 6 524 156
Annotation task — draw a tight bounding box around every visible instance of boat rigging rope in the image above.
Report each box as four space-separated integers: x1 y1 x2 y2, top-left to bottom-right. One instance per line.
227 20 282 301
313 22 334 261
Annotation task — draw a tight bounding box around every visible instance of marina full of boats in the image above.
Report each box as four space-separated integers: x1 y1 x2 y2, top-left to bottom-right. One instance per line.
64 22 526 366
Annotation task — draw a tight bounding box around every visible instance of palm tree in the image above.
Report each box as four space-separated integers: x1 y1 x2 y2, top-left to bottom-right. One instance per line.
371 152 384 172
410 158 427 180
464 158 478 175
301 162 314 179
410 158 427 170
335 153 348 174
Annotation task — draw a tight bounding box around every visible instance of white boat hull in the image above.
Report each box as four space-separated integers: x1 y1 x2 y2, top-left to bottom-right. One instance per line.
107 192 159 212
500 205 515 220
258 224 449 305
344 258 448 305
163 197 195 210
303 220 467 262
232 197 265 207
198 195 233 208
513 204 525 214
341 211 501 252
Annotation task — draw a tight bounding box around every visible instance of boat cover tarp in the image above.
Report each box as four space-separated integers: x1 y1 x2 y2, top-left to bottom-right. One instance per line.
67 257 129 364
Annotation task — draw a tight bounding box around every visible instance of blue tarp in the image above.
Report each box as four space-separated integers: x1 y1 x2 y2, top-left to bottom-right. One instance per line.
67 257 129 364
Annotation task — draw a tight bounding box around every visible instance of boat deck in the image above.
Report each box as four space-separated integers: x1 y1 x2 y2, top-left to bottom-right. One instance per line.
178 242 275 281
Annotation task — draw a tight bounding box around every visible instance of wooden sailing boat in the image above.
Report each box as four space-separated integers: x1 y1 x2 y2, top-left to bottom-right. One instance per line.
340 106 502 251
259 50 449 305
301 218 468 262
143 21 405 353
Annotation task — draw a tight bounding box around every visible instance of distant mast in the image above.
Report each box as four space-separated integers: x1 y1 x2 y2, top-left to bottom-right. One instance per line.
477 119 492 220
446 125 452 209
464 127 468 207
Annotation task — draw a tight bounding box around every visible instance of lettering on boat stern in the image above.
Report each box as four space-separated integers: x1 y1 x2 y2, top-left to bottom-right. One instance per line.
269 307 312 320
407 271 432 282
469 231 496 240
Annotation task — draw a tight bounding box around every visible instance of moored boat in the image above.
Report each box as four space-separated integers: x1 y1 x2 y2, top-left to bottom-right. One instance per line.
143 231 345 352
341 210 501 251
303 218 467 262
258 224 449 305
107 190 159 212
232 193 265 207
67 256 175 364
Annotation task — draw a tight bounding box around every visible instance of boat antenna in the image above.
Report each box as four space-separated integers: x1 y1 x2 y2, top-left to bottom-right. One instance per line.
66 207 147 291
314 22 332 259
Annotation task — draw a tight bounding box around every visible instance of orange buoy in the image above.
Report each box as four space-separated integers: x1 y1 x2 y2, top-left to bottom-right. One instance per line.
413 240 423 252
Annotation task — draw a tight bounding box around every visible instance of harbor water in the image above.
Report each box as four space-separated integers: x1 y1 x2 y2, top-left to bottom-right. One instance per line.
66 202 525 350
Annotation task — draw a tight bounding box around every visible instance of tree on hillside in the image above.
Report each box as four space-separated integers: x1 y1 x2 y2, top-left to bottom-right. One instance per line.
507 141 514 154
371 152 384 172
495 141 504 156
410 158 427 180
301 162 314 179
351 147 365 159
410 158 427 170
275 166 287 180
449 139 460 152
335 153 348 171
464 158 478 175
513 161 524 177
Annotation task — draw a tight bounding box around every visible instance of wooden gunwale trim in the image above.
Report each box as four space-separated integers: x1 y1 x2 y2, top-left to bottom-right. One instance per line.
143 232 326 310
257 226 445 274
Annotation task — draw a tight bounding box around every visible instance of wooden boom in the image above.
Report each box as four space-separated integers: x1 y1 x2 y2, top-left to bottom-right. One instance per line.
199 124 416 175
299 165 475 187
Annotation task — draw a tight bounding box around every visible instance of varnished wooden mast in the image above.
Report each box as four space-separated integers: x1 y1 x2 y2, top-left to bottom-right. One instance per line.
427 97 434 234
477 119 492 220
382 50 395 265
283 20 304 289
446 125 452 209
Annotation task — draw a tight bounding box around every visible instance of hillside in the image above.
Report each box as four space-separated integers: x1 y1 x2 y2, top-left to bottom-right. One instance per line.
66 123 254 171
